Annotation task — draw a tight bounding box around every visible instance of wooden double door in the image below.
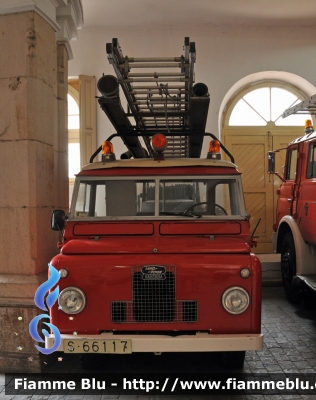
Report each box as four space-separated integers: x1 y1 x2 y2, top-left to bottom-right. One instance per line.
223 127 301 253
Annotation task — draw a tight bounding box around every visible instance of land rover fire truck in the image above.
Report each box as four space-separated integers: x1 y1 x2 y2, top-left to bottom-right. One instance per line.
268 96 316 303
47 38 262 368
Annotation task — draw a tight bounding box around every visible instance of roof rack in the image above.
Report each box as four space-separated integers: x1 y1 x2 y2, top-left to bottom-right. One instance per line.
90 132 235 164
96 37 210 159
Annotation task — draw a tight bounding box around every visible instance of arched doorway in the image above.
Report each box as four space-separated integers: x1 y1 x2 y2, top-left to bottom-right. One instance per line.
222 81 313 252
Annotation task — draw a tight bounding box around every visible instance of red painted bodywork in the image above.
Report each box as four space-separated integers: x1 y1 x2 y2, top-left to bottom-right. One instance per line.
50 164 262 338
275 132 316 246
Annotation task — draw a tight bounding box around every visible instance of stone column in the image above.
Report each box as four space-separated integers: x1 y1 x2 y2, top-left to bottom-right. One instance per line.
0 0 83 373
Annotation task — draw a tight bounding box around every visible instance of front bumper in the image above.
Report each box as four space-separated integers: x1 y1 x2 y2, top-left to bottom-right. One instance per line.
46 332 263 353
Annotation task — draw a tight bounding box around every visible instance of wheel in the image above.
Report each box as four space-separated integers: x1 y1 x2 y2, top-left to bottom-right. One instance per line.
281 233 298 303
183 202 228 216
219 351 245 369
80 354 105 370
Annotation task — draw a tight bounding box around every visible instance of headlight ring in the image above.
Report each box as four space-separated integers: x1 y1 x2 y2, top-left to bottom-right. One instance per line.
58 286 86 314
222 286 250 315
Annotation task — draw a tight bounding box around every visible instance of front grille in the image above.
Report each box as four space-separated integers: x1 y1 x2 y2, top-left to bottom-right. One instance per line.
133 270 175 322
111 265 198 323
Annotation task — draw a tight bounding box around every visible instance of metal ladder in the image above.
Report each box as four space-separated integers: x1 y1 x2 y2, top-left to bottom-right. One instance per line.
106 37 197 158
282 94 316 117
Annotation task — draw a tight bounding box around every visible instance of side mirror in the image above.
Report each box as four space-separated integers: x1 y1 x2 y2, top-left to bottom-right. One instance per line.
267 151 275 174
51 210 66 231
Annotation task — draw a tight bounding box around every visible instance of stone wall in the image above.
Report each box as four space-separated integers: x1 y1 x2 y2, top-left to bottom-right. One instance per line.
0 10 67 373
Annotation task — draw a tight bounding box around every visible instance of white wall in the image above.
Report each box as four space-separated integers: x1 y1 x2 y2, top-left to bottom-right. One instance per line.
69 25 316 157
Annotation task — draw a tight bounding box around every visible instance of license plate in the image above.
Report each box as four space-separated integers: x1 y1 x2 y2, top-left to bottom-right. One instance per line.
64 339 132 354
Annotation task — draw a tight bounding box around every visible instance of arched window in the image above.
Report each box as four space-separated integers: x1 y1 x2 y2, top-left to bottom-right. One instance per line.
229 85 312 127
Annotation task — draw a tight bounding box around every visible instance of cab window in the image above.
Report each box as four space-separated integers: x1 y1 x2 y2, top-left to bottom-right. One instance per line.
158 179 238 216
74 180 155 217
286 148 298 180
307 142 316 179
72 177 244 219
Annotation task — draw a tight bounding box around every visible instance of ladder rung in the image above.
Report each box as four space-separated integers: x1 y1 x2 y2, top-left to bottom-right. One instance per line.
128 73 185 77
136 112 188 117
123 78 189 83
137 106 186 110
129 90 189 95
133 100 188 104
145 121 185 124
131 85 185 89
167 138 188 141
143 123 183 126
165 145 187 148
165 153 187 156
120 63 189 69
142 126 184 129
142 129 187 133
165 153 187 155
127 57 182 62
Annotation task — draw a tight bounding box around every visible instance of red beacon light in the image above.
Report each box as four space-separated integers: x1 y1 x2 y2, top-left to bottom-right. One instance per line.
102 141 116 162
151 134 167 159
207 139 221 160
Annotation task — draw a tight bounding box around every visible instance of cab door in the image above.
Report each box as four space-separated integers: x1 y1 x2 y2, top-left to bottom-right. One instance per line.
276 145 298 226
297 140 316 245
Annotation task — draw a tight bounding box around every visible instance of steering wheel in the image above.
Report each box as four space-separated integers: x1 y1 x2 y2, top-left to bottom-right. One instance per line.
183 202 228 216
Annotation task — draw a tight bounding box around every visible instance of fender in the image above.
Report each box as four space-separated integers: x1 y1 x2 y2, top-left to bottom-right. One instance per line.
275 216 316 275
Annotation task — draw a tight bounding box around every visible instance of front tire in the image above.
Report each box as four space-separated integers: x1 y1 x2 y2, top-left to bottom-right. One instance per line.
281 233 298 302
80 354 104 370
219 351 245 369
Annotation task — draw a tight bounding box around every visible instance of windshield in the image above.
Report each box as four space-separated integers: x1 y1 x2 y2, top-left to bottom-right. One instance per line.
71 176 246 219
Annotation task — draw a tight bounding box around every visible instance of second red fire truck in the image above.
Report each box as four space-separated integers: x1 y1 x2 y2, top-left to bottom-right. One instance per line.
268 96 316 303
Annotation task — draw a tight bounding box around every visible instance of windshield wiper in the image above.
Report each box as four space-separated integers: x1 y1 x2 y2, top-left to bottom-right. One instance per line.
159 212 202 218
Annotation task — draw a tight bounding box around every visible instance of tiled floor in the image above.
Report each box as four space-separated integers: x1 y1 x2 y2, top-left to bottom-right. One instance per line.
1 285 316 399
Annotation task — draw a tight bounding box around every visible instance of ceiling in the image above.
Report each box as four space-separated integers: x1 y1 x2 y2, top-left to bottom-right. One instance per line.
81 0 316 28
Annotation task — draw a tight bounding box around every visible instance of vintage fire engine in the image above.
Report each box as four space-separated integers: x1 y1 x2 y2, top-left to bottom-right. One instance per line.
268 96 316 303
47 38 262 368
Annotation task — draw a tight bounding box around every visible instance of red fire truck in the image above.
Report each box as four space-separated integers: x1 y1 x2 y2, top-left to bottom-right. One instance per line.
268 97 316 303
47 38 262 368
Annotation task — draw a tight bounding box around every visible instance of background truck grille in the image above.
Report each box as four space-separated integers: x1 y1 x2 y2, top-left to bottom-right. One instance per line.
111 265 198 323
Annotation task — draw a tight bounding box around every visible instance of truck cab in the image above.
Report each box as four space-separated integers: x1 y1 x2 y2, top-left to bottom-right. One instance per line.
48 140 262 368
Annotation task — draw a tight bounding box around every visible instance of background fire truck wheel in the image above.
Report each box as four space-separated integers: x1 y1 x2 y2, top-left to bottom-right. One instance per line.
281 233 299 303
219 351 245 369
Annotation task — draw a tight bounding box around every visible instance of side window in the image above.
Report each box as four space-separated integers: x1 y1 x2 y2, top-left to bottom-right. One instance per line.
286 148 298 180
307 143 316 179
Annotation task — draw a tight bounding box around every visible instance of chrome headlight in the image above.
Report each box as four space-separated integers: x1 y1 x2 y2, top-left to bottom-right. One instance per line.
59 287 86 314
222 287 250 315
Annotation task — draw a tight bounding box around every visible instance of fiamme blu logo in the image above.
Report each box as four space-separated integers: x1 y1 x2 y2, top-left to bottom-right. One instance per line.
29 264 61 354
